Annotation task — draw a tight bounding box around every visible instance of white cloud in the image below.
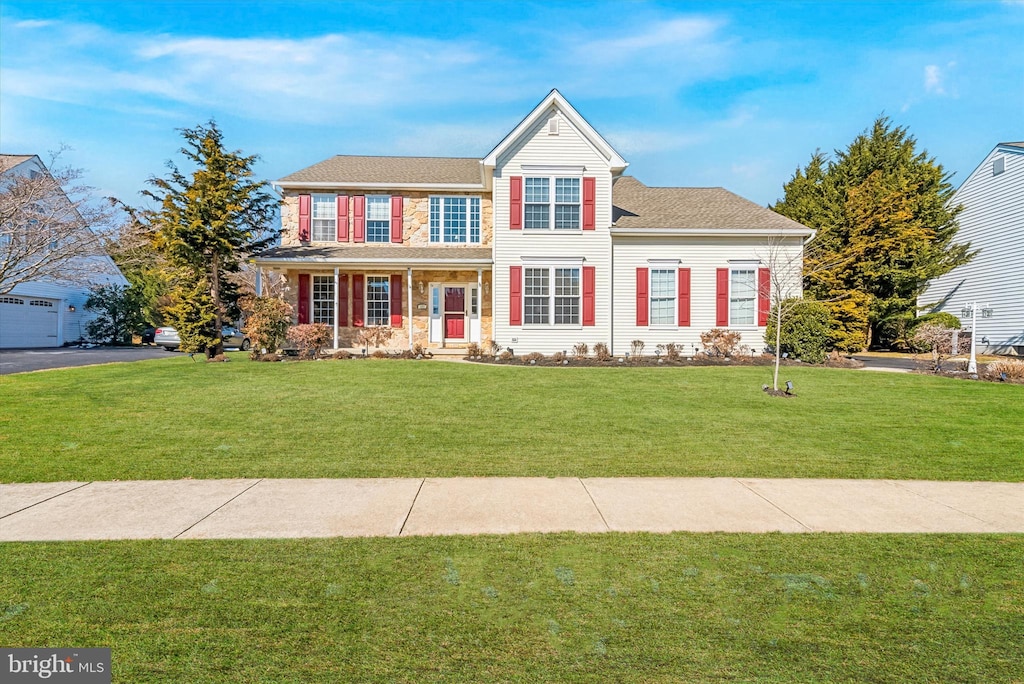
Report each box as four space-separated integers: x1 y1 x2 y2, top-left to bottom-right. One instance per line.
924 64 945 94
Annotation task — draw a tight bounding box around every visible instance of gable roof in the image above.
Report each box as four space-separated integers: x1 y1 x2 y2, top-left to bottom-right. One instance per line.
0 154 38 174
611 176 813 235
482 89 627 170
276 155 484 188
997 141 1024 151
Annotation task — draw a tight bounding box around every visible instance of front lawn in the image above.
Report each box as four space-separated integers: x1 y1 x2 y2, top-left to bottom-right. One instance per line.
1 355 1021 482
1 534 1021 682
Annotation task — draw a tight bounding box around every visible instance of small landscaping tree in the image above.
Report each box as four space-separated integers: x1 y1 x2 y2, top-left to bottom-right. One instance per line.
84 283 147 345
241 296 292 356
163 275 218 353
911 323 956 372
700 329 742 357
287 323 332 359
356 325 395 350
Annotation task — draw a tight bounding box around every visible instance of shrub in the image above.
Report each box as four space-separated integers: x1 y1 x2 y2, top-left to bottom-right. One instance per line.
764 299 832 364
465 343 481 358
241 296 293 354
523 352 545 363
572 342 589 359
593 343 612 361
700 329 742 357
206 353 229 363
331 350 352 360
253 353 281 362
986 359 1024 381
911 323 956 372
397 349 417 359
84 283 146 345
630 340 645 357
356 325 394 350
656 342 681 361
486 339 501 357
906 312 961 351
552 351 567 363
371 349 389 359
286 323 333 359
498 350 513 362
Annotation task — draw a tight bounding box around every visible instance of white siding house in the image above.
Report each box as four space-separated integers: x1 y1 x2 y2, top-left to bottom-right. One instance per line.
919 142 1024 354
255 89 815 355
0 154 127 348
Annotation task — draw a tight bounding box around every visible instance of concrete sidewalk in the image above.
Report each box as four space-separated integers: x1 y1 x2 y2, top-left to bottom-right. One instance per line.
1 477 1022 541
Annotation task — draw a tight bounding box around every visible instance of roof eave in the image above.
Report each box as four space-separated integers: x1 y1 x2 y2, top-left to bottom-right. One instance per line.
252 256 494 267
274 181 486 191
610 227 815 237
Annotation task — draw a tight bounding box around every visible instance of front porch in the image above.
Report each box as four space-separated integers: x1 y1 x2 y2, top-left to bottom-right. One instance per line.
253 246 493 353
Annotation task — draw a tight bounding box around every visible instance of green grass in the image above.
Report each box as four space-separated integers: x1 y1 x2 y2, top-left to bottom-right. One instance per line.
1 534 1021 682
2 354 1022 482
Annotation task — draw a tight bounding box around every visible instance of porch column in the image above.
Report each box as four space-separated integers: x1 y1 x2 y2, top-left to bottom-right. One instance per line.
333 267 340 350
407 268 413 350
477 268 483 344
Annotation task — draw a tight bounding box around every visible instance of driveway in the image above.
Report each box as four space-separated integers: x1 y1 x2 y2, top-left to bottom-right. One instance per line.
0 346 170 375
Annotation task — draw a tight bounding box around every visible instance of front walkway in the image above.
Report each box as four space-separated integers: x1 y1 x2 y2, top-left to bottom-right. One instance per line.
2 478 1021 541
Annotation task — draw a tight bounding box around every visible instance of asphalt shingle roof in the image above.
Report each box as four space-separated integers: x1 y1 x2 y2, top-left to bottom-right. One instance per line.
255 245 492 263
611 176 810 232
278 156 483 185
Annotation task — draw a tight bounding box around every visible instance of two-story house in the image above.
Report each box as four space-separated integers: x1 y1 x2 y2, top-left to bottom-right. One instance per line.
254 90 813 355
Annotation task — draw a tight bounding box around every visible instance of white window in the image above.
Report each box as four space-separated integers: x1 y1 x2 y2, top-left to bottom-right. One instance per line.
650 269 676 326
730 269 756 326
311 195 336 242
366 276 390 326
429 196 481 244
524 177 581 230
312 275 334 325
524 266 580 325
365 196 390 243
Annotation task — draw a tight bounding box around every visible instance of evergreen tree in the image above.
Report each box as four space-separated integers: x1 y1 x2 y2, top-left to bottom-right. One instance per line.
144 122 277 356
84 283 147 345
773 117 974 350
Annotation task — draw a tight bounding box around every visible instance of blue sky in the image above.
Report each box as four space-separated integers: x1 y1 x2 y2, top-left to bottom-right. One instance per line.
2 1 1021 208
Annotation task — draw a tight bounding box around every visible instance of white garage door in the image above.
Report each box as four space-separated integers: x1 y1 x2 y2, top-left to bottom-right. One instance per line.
0 296 60 348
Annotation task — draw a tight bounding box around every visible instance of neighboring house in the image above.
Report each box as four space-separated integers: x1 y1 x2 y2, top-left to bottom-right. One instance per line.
253 90 814 355
0 154 127 348
919 142 1024 355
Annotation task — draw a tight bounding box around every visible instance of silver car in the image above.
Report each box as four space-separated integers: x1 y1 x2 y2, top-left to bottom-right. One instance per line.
154 326 251 352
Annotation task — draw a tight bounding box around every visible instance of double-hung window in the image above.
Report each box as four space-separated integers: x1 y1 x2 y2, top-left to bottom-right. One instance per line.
312 275 334 325
365 196 390 243
650 269 676 326
429 196 481 244
524 177 581 230
311 195 336 242
523 266 580 325
366 276 390 326
730 269 757 326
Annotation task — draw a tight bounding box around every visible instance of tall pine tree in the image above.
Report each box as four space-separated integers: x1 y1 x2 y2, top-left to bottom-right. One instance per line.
773 117 974 350
144 122 277 356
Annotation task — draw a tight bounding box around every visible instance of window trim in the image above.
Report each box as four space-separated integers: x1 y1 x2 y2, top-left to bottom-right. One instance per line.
364 196 392 243
310 194 337 242
522 264 582 327
429 195 482 244
648 267 678 329
728 267 758 327
311 274 334 325
522 175 582 231
364 274 391 327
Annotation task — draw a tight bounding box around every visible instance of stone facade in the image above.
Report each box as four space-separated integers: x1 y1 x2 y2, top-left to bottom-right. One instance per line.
279 191 493 248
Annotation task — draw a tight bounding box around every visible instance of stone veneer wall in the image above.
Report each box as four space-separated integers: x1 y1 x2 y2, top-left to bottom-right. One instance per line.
281 267 493 351
280 191 493 248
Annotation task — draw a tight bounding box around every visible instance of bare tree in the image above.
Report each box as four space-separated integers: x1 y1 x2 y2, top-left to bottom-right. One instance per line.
758 235 806 391
0 150 119 294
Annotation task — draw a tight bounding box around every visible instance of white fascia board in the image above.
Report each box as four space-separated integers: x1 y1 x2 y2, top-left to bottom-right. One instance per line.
482 89 628 169
274 181 485 191
253 257 494 268
610 227 815 237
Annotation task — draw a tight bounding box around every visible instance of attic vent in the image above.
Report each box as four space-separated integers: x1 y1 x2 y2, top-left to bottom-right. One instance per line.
993 157 1005 176
548 117 559 135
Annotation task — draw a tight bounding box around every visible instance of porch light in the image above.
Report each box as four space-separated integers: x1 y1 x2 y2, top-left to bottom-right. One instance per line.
785 381 793 393
484 283 489 296
418 281 424 294
67 305 75 312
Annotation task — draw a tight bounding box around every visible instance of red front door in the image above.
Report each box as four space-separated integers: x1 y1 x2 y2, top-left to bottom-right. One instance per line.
444 287 465 339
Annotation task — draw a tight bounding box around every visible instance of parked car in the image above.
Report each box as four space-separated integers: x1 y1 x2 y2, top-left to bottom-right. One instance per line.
154 326 251 352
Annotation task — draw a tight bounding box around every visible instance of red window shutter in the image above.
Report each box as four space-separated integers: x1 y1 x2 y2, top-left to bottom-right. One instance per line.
338 274 349 327
298 273 310 324
678 268 691 327
390 274 403 327
509 176 523 230
353 196 366 243
716 268 730 326
582 266 596 326
298 194 311 241
337 195 349 241
509 266 522 325
582 177 596 230
635 267 649 326
758 268 771 326
352 275 365 327
390 196 403 243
